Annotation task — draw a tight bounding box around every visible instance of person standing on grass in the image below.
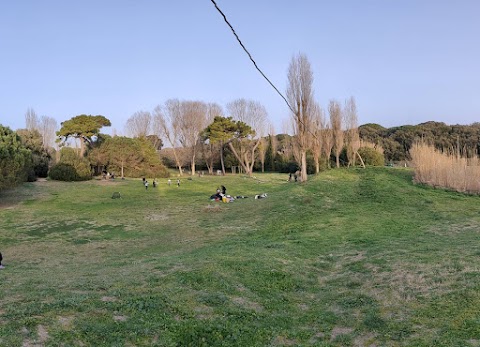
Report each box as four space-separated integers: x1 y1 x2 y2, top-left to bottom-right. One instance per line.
177 179 180 187
144 180 149 190
0 252 4 269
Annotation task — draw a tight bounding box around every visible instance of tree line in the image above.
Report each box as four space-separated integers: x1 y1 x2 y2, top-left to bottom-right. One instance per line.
4 54 479 191
359 121 480 162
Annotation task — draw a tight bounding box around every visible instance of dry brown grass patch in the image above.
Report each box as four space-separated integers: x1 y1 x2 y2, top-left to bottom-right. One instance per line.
231 296 264 312
271 335 298 346
202 204 222 213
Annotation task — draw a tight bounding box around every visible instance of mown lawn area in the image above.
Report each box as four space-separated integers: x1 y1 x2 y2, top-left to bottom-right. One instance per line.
1 168 480 346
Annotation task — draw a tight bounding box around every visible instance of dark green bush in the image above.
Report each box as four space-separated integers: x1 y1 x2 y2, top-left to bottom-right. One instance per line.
49 163 83 181
48 147 92 181
358 147 385 166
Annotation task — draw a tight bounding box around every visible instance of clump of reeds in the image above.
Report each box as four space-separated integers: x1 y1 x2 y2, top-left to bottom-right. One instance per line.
409 142 480 194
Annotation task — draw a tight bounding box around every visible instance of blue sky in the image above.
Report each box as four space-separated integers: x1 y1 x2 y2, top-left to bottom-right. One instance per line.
1 0 479 134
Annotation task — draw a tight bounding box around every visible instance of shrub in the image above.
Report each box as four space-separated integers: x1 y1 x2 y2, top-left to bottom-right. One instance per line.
48 147 92 181
0 125 34 190
358 147 385 166
49 163 83 181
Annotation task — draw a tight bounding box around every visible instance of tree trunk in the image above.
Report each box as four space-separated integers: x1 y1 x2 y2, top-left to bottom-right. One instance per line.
356 151 366 169
315 157 320 174
171 148 183 176
336 154 340 168
191 153 196 176
206 160 212 175
301 150 308 181
121 160 124 179
228 142 249 176
220 144 226 176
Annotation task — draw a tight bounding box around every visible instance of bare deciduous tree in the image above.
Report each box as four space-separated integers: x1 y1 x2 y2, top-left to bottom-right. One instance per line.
344 96 365 168
200 103 224 174
330 100 343 168
207 103 223 123
25 108 39 131
290 117 303 173
39 116 58 149
227 99 268 176
153 99 184 175
178 101 209 176
310 103 324 174
25 109 57 149
322 120 334 169
125 111 152 138
257 137 267 172
286 53 315 182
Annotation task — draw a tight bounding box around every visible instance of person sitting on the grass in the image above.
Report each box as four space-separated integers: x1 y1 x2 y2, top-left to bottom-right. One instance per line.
0 252 4 269
221 185 226 195
210 188 223 201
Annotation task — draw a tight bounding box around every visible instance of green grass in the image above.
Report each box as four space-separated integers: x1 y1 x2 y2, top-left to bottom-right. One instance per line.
1 168 480 346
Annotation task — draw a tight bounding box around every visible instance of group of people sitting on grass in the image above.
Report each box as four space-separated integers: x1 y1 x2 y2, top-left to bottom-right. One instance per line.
209 185 265 202
211 185 231 202
210 185 238 202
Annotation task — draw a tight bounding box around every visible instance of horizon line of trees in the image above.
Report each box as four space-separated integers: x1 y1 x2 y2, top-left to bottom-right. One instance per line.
3 54 480 190
3 110 480 191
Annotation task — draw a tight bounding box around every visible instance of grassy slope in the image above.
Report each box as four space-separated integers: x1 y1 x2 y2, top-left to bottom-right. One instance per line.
1 168 480 346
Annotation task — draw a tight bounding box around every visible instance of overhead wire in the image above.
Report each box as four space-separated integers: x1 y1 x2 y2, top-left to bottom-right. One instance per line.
209 0 295 115
209 0 323 141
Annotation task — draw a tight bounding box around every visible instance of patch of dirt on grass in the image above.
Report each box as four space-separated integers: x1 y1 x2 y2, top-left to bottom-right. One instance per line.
347 251 366 262
37 325 49 343
298 303 309 311
202 204 222 213
231 296 264 312
353 332 377 347
330 326 354 341
113 315 128 322
271 335 298 346
58 315 75 328
308 332 325 344
194 305 215 320
21 339 40 347
101 296 118 302
367 262 456 307
21 325 49 347
146 213 170 221
428 221 479 235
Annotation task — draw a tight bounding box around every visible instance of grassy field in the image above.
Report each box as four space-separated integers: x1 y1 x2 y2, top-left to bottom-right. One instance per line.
1 168 480 346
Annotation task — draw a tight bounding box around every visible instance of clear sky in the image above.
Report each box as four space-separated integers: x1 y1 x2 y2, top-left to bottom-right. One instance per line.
1 0 479 134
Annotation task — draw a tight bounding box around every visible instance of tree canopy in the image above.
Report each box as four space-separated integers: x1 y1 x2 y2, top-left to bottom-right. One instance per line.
57 115 111 156
93 136 169 178
0 125 34 190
